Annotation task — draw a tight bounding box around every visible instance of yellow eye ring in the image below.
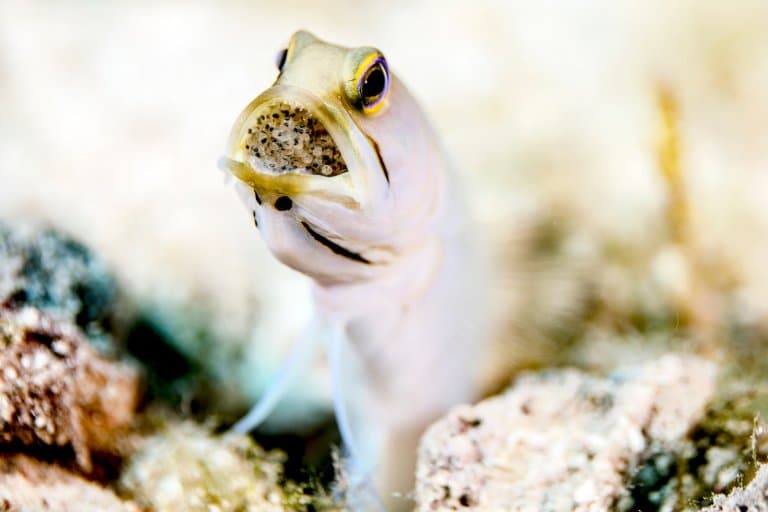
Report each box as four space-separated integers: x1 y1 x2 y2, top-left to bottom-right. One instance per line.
345 51 390 115
358 57 389 114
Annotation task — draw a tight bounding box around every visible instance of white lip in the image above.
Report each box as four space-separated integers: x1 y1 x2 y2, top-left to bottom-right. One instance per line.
223 85 389 210
218 155 359 208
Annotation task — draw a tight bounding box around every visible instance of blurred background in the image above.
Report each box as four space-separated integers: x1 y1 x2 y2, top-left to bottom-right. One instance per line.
1 0 768 435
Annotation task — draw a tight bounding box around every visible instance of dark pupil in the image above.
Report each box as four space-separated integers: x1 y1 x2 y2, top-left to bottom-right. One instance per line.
276 48 288 71
362 65 386 103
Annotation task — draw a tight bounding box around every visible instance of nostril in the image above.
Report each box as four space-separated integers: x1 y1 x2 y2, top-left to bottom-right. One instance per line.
274 196 293 211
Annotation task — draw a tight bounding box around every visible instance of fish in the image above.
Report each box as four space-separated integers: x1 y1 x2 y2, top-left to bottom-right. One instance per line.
220 30 489 511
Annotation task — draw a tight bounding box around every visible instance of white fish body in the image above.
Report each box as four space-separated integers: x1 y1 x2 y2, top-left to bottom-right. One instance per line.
221 31 488 510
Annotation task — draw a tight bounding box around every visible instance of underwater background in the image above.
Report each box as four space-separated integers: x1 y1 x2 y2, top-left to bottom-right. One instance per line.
1 0 768 510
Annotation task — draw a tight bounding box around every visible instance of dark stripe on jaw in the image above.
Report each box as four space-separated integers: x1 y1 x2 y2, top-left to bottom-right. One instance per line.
252 211 258 228
301 222 371 264
366 135 390 184
253 190 262 205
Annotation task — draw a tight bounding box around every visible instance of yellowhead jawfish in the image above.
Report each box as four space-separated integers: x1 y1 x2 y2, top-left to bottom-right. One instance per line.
220 31 488 511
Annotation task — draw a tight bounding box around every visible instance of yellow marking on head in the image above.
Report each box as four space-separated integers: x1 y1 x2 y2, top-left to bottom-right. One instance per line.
343 48 391 116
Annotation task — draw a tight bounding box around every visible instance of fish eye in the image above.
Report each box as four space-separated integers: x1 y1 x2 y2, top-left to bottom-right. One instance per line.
275 48 288 72
357 58 389 114
342 49 391 115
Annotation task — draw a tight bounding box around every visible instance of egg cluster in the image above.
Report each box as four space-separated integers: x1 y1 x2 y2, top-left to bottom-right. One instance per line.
244 102 348 177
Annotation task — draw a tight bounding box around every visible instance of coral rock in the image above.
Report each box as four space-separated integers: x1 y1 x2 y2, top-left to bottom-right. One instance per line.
0 454 143 512
415 354 716 511
0 224 118 349
0 306 139 470
120 422 287 512
703 464 768 512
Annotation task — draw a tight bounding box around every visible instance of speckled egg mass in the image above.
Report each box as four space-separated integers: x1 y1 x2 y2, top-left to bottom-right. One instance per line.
244 102 347 177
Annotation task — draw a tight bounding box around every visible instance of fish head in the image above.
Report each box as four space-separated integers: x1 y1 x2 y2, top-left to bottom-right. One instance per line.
221 31 445 285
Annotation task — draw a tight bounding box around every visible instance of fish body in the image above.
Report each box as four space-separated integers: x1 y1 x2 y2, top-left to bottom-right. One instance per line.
222 31 488 510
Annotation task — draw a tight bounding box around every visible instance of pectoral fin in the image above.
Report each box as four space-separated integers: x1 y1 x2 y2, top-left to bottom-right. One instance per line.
328 323 385 511
232 317 323 434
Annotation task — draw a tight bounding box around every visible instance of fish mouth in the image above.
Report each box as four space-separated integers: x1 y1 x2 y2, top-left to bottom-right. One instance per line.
220 85 388 209
242 101 348 177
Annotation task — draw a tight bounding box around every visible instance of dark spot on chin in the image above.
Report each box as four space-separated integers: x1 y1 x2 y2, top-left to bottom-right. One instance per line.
274 196 293 211
458 494 474 507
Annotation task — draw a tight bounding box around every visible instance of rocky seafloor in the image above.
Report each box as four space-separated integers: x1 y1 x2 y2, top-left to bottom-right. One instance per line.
1 222 768 512
0 224 335 511
4 0 768 509
416 356 764 511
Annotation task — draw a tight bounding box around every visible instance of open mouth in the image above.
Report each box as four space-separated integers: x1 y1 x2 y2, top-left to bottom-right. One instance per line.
223 86 389 210
241 101 349 177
